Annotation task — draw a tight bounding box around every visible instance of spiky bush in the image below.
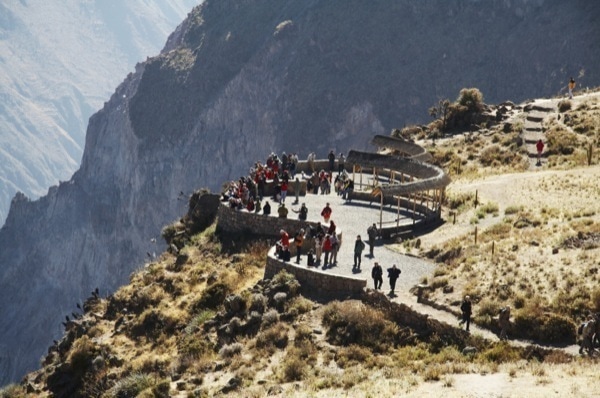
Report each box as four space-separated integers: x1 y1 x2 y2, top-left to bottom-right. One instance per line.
321 301 398 352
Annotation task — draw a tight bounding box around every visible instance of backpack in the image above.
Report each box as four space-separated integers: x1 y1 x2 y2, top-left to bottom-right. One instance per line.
578 322 586 335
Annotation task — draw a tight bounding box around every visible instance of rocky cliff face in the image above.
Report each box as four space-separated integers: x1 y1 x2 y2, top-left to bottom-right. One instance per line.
1 0 599 384
0 0 200 225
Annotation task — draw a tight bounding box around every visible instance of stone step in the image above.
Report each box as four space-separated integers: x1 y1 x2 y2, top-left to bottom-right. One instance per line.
526 115 543 122
523 104 555 113
524 127 542 132
531 105 554 113
524 138 544 144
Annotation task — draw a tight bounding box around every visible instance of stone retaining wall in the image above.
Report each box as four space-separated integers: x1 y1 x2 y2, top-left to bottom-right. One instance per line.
264 248 366 295
217 203 342 254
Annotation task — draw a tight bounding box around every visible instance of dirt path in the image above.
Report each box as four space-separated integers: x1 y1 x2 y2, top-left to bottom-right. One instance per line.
283 165 600 357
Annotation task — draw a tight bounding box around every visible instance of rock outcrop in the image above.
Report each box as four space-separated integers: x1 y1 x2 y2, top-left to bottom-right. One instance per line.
1 0 599 384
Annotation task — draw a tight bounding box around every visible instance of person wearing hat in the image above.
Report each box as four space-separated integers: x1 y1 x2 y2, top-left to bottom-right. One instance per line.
459 295 473 332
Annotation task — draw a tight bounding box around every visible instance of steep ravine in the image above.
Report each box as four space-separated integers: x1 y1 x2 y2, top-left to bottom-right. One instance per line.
1 0 599 384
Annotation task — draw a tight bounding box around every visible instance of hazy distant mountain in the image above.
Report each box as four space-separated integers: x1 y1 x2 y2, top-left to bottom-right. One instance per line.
0 0 598 386
0 0 200 225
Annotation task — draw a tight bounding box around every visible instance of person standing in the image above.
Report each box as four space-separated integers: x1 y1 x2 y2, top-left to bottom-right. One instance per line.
294 229 305 264
371 262 383 290
536 139 544 166
367 223 378 257
293 177 301 204
315 233 324 265
293 203 308 221
459 295 473 332
387 264 401 295
568 77 576 99
330 233 339 264
263 201 271 216
280 180 288 203
322 234 333 266
277 203 288 218
353 235 365 270
328 150 336 172
338 152 345 174
321 203 332 223
498 305 511 340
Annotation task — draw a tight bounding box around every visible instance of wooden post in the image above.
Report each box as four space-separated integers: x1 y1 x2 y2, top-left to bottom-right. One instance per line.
588 143 593 166
453 212 456 225
474 226 478 244
380 191 383 231
492 241 495 258
397 196 400 228
412 193 417 225
474 190 478 208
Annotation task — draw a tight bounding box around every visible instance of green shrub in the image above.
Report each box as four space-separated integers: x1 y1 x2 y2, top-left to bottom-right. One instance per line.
545 128 577 155
557 100 571 112
0 384 25 398
193 282 231 310
321 301 398 352
279 351 308 382
478 342 520 363
68 336 98 377
129 309 179 340
108 373 155 398
256 322 289 353
458 88 484 112
335 345 373 368
504 205 523 215
513 312 576 344
178 333 214 358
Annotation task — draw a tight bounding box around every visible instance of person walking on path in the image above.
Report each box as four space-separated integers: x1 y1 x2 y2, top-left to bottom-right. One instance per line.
321 202 332 224
387 264 401 296
536 139 544 166
353 235 365 271
459 295 473 332
568 77 576 99
579 315 597 355
371 262 383 290
498 305 511 340
367 223 378 257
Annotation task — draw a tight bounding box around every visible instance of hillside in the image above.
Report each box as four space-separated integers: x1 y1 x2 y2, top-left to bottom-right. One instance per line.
1 0 600 386
4 88 600 395
0 0 199 225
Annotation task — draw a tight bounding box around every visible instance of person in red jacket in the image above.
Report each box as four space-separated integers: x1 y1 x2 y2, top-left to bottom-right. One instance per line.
322 234 333 266
536 139 544 166
321 203 332 223
280 229 290 248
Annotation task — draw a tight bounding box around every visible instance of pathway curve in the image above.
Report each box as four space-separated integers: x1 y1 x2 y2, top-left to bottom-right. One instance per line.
276 174 436 291
273 168 587 355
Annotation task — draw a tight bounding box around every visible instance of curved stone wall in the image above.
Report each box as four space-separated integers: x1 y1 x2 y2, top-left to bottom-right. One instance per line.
264 248 366 296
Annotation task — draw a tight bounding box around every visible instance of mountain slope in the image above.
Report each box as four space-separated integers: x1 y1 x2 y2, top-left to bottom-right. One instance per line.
1 0 599 385
0 0 200 225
